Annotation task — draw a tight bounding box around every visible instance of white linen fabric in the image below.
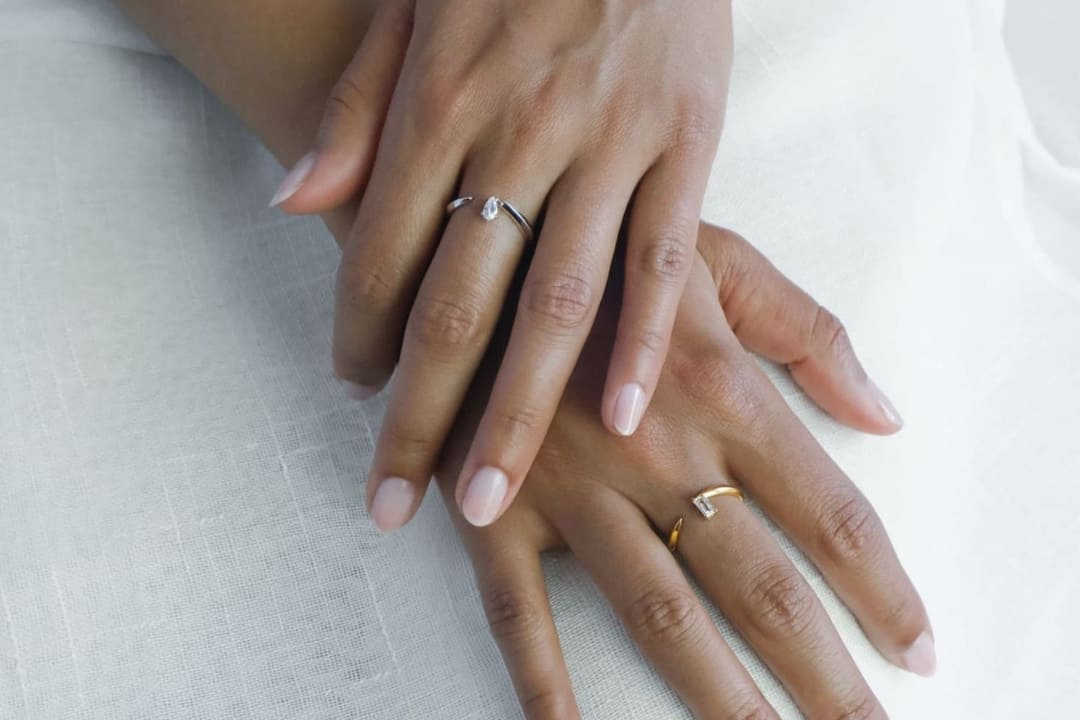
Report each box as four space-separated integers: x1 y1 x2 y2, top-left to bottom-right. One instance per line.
1 0 1077 718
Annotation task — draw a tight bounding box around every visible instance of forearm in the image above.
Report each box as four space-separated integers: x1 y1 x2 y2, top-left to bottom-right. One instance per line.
112 0 381 240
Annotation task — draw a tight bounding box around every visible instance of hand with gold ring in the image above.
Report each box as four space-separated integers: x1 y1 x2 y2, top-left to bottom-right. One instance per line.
269 0 752 532
106 3 922 717
437 224 932 719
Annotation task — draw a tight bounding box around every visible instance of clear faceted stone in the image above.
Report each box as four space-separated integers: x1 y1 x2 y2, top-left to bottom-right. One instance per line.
693 496 717 519
481 196 500 222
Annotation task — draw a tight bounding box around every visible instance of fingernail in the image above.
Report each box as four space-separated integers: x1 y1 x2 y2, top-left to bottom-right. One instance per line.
370 477 415 532
270 151 316 207
868 380 904 429
612 383 647 436
462 467 508 527
341 380 378 402
899 632 937 677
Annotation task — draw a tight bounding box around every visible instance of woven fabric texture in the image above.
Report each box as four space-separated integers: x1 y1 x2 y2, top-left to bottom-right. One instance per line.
1 1 1077 718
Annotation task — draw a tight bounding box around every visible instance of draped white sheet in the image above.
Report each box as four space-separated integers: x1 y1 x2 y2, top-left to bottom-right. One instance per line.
1 1 1077 718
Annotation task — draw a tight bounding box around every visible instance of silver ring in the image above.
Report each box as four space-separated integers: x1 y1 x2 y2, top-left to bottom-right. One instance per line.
446 195 535 242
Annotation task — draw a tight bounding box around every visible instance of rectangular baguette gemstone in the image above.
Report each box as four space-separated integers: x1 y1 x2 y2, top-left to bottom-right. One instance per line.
692 496 718 519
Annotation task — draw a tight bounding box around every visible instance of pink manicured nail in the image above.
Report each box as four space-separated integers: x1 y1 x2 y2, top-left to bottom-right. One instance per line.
370 477 415 533
612 383 647 436
270 151 316 207
899 632 937 677
462 467 508 527
868 380 904 429
341 380 378 402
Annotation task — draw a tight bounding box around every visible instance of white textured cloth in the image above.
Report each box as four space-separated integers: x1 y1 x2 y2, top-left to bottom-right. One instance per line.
1 1 1077 718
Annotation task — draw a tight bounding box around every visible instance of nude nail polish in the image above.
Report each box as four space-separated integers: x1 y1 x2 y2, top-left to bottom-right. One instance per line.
868 380 904 430
270 151 316 207
462 467 508 527
900 631 937 677
370 477 415 533
612 383 647 436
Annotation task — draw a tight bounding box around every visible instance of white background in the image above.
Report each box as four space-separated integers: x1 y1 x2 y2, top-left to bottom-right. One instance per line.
1 1 1077 718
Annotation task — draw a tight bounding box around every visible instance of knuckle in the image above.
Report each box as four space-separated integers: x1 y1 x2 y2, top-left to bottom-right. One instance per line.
634 328 669 357
520 689 575 720
599 89 640 142
379 421 437 461
810 305 850 358
509 81 563 148
324 73 368 123
667 100 720 151
483 587 544 644
724 697 774 720
626 586 703 648
671 353 762 428
413 66 474 137
743 563 816 639
493 404 544 447
711 226 748 261
674 353 728 399
637 234 690 284
817 492 883 565
830 693 880 720
523 270 595 332
681 78 726 112
708 228 750 284
410 293 485 355
707 230 754 302
337 256 398 314
508 109 555 150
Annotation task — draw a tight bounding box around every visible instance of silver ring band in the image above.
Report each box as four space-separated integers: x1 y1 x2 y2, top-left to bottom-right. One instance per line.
446 195 535 242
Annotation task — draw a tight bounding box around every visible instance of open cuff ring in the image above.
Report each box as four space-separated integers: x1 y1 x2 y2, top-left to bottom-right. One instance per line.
446 195 535 242
666 484 745 553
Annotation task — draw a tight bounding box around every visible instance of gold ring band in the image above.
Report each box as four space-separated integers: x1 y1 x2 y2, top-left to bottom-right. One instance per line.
666 484 744 553
666 517 683 553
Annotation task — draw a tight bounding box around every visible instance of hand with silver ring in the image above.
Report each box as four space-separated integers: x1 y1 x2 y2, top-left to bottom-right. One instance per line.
269 0 760 531
436 225 933 719
106 2 924 717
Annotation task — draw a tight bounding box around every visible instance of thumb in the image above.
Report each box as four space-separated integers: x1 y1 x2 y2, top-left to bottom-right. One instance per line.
697 224 904 435
270 0 413 213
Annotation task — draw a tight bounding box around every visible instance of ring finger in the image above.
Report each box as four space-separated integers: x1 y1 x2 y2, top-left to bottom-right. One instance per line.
657 482 887 719
453 151 647 527
558 489 779 720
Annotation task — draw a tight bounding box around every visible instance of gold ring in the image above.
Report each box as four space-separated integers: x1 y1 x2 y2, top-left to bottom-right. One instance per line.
666 517 684 553
665 484 744 553
691 484 744 519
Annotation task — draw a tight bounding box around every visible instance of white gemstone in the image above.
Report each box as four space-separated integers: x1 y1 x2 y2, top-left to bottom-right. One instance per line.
481 196 500 222
693 496 717 519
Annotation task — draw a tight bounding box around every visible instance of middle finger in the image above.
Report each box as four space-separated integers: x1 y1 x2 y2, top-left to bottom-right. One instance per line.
366 142 564 530
454 151 646 527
